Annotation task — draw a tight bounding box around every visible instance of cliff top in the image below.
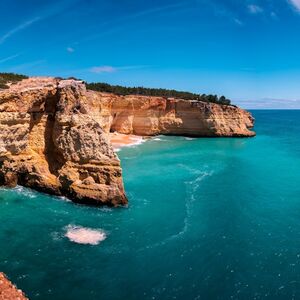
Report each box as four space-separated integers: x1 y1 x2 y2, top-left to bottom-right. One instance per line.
0 73 232 106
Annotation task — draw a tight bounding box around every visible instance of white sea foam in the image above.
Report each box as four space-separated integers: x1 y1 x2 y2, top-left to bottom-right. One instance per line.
65 225 107 245
13 186 37 198
185 137 196 141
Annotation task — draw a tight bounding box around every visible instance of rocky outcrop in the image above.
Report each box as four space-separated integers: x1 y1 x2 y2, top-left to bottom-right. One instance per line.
0 273 28 300
0 78 127 206
0 76 255 205
85 92 255 137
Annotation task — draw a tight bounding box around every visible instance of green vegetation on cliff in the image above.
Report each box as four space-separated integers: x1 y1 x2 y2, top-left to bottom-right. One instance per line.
0 73 28 89
87 82 231 105
0 72 231 105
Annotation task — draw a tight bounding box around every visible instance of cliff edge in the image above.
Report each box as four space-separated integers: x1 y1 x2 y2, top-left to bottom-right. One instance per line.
0 77 127 206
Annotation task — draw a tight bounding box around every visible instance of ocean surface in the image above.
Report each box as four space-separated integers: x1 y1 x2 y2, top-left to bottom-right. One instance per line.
1 110 300 300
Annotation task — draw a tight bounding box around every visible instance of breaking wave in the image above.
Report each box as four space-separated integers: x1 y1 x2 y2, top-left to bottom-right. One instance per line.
13 186 37 199
65 225 107 245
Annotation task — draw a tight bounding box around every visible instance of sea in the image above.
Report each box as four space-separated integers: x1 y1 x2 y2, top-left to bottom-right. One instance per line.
1 110 300 300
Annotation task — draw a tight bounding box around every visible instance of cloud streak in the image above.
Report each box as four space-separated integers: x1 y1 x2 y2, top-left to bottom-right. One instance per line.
74 1 189 44
236 97 300 109
289 0 300 11
90 65 149 74
248 4 263 14
90 66 116 73
0 53 20 64
0 17 40 44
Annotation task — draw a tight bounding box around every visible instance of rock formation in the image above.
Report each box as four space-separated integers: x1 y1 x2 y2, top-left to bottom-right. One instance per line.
85 92 255 137
0 77 255 205
0 273 28 300
0 78 127 206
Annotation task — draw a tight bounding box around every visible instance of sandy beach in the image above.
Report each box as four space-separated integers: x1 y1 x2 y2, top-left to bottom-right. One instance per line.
109 132 144 151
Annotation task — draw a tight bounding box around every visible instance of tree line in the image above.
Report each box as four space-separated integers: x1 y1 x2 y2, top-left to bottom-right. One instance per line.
0 73 232 105
86 82 231 105
0 73 28 89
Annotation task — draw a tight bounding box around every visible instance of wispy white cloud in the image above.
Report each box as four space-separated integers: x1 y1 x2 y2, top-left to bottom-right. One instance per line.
90 65 148 74
8 60 46 72
0 53 20 64
270 11 278 19
67 47 75 53
234 18 243 26
90 66 117 74
288 0 300 11
236 97 300 109
0 0 82 46
248 4 263 14
74 2 189 45
0 17 40 45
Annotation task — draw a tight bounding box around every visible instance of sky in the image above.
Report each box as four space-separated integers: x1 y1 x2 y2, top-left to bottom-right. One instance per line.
1 0 300 108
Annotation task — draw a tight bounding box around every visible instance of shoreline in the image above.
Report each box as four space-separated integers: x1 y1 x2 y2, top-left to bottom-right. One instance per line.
109 133 145 151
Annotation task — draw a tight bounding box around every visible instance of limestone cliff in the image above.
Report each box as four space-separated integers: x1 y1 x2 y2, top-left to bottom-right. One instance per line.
85 92 255 137
0 78 127 206
0 77 255 206
0 273 28 300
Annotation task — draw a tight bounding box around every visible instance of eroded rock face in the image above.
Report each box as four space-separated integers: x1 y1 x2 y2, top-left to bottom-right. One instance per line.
0 76 255 205
0 78 127 206
0 272 28 300
85 92 255 137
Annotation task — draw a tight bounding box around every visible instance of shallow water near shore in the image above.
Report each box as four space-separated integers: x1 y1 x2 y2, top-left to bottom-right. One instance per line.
1 110 300 299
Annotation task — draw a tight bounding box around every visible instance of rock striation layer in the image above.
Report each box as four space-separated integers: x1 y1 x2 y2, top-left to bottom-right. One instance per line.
0 272 28 300
0 78 127 206
0 77 255 205
85 92 255 137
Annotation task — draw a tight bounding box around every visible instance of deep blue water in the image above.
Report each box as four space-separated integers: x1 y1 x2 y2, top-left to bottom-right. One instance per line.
1 110 300 299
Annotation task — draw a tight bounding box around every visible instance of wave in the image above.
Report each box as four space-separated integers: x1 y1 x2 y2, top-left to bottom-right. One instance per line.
184 137 196 141
13 186 38 199
64 225 107 245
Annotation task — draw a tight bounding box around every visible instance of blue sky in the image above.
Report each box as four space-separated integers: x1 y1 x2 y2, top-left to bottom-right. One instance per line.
1 0 300 108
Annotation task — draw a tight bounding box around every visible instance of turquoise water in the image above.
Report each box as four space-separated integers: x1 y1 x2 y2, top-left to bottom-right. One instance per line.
1 110 300 299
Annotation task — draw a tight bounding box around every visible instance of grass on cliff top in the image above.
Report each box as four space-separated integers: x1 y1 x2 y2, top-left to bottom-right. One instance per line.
0 72 28 89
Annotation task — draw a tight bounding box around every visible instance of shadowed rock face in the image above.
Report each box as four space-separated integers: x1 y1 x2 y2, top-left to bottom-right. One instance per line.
0 78 127 206
0 77 255 205
84 92 255 137
0 272 28 300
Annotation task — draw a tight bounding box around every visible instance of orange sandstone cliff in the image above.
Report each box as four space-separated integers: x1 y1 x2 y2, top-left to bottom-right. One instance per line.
0 77 255 205
85 91 255 137
0 272 28 300
0 78 127 206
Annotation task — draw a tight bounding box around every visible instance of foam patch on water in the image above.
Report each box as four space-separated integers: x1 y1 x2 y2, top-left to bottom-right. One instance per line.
13 186 37 198
185 137 196 141
65 225 107 245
